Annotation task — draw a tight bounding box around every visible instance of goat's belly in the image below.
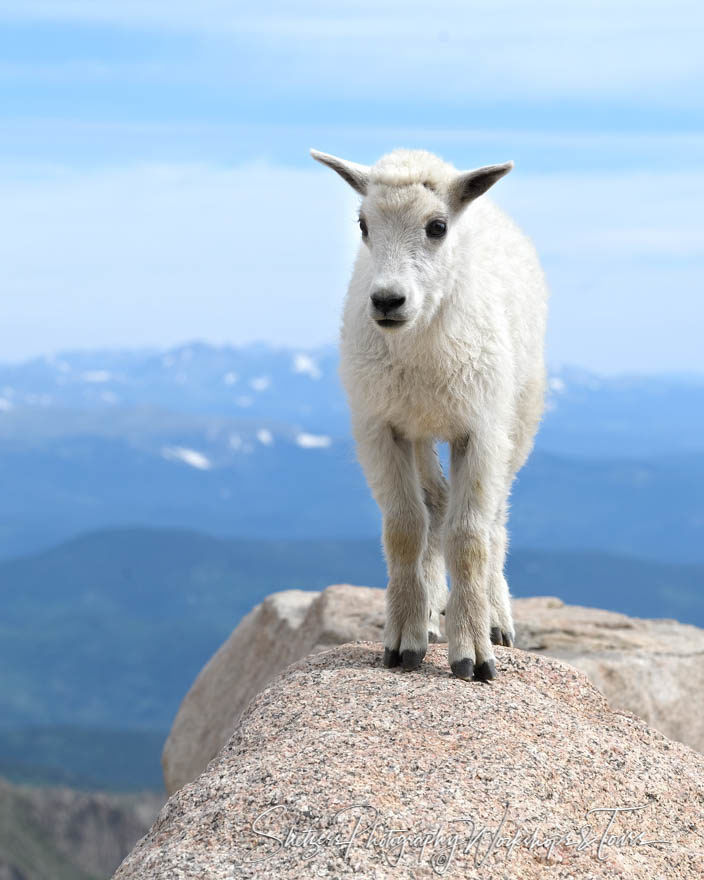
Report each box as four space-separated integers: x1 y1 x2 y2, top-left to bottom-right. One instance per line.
389 400 464 440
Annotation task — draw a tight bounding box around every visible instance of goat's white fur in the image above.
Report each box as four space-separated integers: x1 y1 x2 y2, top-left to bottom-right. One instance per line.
312 147 548 680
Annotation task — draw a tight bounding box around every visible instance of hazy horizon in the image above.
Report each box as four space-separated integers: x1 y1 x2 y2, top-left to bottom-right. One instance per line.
2 337 704 381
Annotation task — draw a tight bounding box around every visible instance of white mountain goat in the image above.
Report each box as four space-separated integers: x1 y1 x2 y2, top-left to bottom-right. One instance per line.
311 148 547 681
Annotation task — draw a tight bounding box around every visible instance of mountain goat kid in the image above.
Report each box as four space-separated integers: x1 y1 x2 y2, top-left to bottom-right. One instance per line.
312 148 547 682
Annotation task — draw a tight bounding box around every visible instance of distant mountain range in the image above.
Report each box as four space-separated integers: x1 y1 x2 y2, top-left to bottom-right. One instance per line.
0 342 703 562
2 341 704 455
0 774 162 879
0 342 702 792
1 526 703 736
0 411 702 562
0 726 166 792
0 341 347 434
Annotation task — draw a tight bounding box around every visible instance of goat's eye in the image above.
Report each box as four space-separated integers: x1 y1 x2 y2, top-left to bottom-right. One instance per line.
426 219 447 239
359 218 368 238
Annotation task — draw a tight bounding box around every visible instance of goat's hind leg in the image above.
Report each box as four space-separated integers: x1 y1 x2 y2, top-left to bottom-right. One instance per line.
354 419 429 671
488 497 515 648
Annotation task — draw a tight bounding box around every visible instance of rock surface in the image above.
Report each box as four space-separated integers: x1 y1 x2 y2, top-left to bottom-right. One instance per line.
513 595 704 756
162 585 384 793
162 585 704 794
161 589 319 798
118 643 703 879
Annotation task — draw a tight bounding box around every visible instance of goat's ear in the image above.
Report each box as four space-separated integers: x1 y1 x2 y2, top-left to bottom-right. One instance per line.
310 149 370 196
448 161 513 211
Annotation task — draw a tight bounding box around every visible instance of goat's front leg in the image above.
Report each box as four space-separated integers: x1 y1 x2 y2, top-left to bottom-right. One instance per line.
353 419 429 670
445 431 508 682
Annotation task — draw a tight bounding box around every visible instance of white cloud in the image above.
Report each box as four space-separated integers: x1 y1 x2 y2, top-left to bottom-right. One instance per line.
0 161 357 361
0 2 701 105
0 158 702 373
492 170 704 372
497 171 704 260
80 370 112 383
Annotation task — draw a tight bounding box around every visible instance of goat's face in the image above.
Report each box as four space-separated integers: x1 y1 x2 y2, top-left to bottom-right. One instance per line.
357 183 454 332
311 148 513 335
359 183 462 333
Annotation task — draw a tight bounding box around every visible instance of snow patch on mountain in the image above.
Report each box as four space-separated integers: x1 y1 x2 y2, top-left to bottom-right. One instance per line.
161 446 212 470
296 432 331 449
292 353 322 380
249 376 270 392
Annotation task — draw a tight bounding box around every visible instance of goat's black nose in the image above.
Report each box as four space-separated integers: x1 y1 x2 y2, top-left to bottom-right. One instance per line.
370 290 406 315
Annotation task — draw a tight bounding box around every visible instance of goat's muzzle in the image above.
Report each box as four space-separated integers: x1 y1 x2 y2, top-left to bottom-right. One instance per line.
370 289 407 328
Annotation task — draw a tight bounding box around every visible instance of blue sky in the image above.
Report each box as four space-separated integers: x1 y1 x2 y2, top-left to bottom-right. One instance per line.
1 1 702 371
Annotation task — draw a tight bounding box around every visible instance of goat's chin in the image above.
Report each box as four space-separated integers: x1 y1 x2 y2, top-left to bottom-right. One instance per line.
374 318 408 331
370 312 418 332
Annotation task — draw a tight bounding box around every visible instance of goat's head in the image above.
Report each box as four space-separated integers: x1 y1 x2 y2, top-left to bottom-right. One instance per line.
311 148 512 333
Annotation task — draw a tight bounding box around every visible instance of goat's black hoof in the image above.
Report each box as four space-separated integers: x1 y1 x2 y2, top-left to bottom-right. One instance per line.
451 658 474 681
474 659 497 682
428 630 439 643
383 648 400 668
491 626 514 648
401 649 425 671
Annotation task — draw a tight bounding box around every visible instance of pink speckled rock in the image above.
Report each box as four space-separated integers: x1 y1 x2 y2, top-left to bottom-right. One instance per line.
162 585 704 794
119 643 703 879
